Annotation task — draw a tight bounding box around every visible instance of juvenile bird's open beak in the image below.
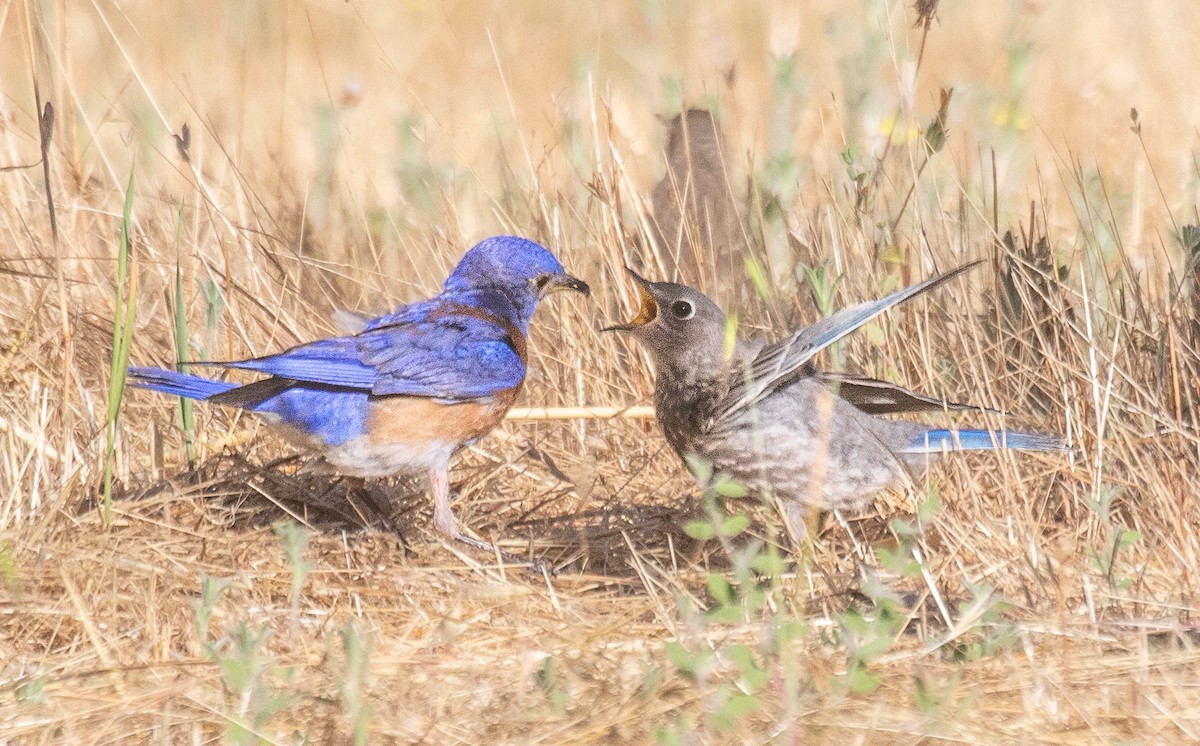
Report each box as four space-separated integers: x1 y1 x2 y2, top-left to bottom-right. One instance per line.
547 274 591 297
601 268 658 332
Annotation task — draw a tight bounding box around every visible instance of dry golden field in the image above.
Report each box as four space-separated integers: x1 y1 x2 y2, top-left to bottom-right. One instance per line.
3 1 1200 743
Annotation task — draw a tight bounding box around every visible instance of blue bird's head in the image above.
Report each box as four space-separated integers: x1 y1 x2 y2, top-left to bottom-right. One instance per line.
442 236 590 328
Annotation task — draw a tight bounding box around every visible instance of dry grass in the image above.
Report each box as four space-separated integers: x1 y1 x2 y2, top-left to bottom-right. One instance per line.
3 1 1200 743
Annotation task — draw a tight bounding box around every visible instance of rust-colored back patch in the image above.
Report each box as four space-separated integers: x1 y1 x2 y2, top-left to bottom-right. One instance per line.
425 301 529 363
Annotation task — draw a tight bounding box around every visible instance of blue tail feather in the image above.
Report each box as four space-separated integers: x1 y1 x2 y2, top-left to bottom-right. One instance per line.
905 428 1067 454
127 367 237 401
129 366 370 445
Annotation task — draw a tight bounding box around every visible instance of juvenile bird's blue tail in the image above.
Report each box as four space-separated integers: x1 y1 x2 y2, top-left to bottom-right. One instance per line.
127 367 237 401
903 428 1068 454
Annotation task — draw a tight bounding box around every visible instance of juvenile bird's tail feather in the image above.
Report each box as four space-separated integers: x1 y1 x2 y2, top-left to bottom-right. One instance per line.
127 367 237 401
904 428 1068 454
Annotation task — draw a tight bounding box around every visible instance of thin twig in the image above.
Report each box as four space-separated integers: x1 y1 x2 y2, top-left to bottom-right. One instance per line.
506 406 656 421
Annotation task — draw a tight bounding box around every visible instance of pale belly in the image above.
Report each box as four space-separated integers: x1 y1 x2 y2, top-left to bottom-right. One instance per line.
323 436 459 478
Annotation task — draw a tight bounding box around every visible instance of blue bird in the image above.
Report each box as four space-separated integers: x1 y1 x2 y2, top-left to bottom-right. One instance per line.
603 263 1068 537
130 236 589 563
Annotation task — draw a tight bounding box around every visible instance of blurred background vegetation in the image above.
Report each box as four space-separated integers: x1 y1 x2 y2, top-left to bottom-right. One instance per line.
4 1 1196 273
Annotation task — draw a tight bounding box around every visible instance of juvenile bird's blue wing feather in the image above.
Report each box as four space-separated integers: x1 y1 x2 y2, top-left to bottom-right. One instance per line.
903 428 1069 454
719 262 982 419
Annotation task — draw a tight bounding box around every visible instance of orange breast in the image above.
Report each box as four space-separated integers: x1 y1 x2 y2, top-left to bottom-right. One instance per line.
366 388 521 447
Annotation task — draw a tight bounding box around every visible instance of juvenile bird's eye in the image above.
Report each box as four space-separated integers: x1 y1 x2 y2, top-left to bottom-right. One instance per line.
670 299 695 320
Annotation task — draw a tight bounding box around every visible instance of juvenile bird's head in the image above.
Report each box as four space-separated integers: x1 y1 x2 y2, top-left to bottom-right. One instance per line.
602 269 728 380
443 236 590 327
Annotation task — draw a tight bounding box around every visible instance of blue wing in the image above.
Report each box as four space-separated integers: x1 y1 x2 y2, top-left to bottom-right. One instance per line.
217 299 526 401
224 337 376 387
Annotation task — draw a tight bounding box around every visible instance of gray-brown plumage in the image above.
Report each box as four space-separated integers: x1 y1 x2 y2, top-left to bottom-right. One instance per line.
604 265 1067 536
648 109 747 307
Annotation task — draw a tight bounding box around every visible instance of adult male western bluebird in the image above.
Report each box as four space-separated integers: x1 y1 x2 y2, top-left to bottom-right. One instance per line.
603 263 1067 536
129 235 589 563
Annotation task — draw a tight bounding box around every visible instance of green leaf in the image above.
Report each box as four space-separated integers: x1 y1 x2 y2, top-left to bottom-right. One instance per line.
720 515 750 536
917 491 941 522
857 636 893 662
684 455 713 485
713 477 748 499
1117 529 1141 549
742 587 767 614
913 675 941 711
653 721 689 746
714 692 759 730
744 256 771 302
877 547 921 578
723 314 739 360
862 323 886 346
666 641 694 671
169 204 196 467
740 665 770 694
922 88 952 154
840 609 868 636
14 675 46 704
707 574 734 605
751 552 785 576
684 520 717 541
664 641 708 678
194 573 233 642
726 645 769 693
888 517 919 538
847 664 881 694
641 663 662 695
200 279 225 345
725 644 755 671
777 621 806 646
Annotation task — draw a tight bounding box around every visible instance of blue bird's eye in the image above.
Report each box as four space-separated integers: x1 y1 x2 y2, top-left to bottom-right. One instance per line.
670 300 694 320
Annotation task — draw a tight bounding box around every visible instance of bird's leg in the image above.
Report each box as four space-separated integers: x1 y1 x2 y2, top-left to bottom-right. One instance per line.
428 465 546 573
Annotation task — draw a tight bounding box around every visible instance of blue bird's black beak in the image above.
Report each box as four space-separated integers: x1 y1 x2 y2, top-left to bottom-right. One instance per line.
555 274 590 296
542 273 590 297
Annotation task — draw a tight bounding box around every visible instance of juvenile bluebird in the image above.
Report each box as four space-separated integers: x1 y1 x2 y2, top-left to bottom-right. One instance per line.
129 236 589 563
603 263 1067 536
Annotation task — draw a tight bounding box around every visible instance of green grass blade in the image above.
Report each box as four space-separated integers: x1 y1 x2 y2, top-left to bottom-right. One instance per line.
102 165 137 526
172 204 195 467
174 262 195 466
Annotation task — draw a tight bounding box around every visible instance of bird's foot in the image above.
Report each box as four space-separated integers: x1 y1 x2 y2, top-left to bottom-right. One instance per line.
450 532 551 576
429 468 549 576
